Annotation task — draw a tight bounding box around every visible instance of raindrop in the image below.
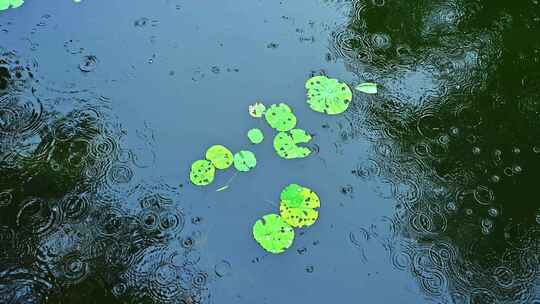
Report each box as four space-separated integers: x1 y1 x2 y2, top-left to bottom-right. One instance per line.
488 207 499 217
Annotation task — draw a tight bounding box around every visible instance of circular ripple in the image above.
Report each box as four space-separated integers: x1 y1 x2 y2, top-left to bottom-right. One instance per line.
61 252 89 285
53 119 80 142
393 179 421 204
428 241 457 270
159 210 184 235
0 94 43 136
89 134 119 160
153 263 179 286
473 185 494 205
97 207 126 237
390 244 413 271
139 209 160 232
214 260 231 278
371 33 392 50
493 266 514 288
418 270 448 297
139 193 171 209
191 272 208 289
16 198 60 235
107 164 134 185
61 193 90 222
0 190 13 207
353 158 381 179
417 114 443 139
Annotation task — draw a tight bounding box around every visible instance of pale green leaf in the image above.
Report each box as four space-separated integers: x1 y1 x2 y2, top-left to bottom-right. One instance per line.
216 185 229 192
355 82 378 94
249 102 266 118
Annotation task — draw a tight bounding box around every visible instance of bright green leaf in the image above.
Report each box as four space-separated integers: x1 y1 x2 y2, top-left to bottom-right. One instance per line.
189 160 215 186
249 102 266 118
273 129 312 159
264 103 297 131
247 128 264 144
252 214 294 254
355 82 378 94
0 0 23 10
306 75 352 115
205 145 233 169
233 150 257 172
279 184 320 228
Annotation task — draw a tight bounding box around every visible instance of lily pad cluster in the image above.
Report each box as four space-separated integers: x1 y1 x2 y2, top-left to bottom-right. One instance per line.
189 145 256 186
248 102 313 159
0 0 23 11
252 184 320 254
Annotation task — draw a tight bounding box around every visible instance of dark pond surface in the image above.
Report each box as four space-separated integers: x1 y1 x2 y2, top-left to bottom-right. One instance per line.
1 0 540 303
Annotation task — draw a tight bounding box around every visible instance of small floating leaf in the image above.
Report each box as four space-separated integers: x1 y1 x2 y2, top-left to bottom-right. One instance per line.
216 185 229 192
273 129 312 159
264 103 297 131
252 214 295 254
233 150 257 172
279 184 320 228
355 82 378 94
247 128 264 144
306 75 352 115
189 160 215 186
205 145 233 169
249 102 266 118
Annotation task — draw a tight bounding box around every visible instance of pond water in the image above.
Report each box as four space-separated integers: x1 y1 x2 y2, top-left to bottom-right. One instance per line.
1 0 540 303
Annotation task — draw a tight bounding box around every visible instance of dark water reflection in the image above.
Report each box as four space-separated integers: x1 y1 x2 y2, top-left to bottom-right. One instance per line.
0 48 208 303
1 0 540 303
338 0 540 302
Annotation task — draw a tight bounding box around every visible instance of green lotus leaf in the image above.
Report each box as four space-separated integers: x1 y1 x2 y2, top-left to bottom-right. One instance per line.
279 184 320 228
252 214 294 254
249 102 266 118
247 128 264 144
264 103 297 131
233 150 257 172
355 82 378 94
205 145 233 169
306 75 352 115
0 0 23 10
273 129 312 159
189 160 215 186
